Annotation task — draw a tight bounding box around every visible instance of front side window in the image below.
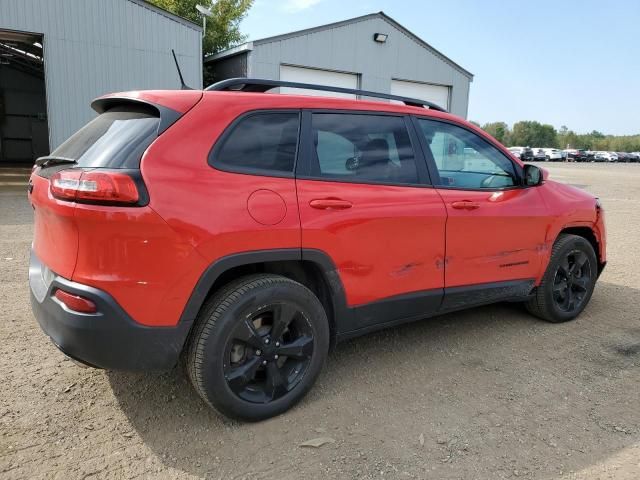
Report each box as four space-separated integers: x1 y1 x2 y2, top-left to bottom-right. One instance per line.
213 112 300 174
417 119 518 189
310 113 419 185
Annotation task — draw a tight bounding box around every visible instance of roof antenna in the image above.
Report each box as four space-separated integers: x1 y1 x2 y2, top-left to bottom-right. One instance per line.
171 49 192 90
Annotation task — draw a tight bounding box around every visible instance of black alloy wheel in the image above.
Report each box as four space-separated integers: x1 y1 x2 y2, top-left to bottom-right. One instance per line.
551 249 592 314
186 274 330 421
526 234 598 323
223 302 315 403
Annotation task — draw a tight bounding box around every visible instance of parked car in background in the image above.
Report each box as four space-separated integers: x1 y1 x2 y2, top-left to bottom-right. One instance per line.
532 148 547 161
509 146 534 161
616 152 630 163
564 149 587 162
542 148 563 161
593 152 607 162
601 152 618 162
508 147 534 161
508 147 522 159
630 152 640 162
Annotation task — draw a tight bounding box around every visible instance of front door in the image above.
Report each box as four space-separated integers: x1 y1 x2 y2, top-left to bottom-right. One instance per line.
413 117 549 308
296 111 447 331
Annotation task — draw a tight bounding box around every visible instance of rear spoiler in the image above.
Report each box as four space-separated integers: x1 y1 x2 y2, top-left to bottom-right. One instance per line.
91 90 203 135
90 97 182 135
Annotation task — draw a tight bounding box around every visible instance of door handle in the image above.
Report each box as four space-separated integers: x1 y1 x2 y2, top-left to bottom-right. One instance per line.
309 198 353 210
451 201 480 210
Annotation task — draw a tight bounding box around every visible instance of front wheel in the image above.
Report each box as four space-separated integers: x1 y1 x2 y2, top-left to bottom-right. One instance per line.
526 234 598 323
186 274 330 421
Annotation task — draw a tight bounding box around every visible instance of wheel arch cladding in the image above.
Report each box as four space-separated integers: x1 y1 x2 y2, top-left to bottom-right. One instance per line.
558 226 604 273
179 249 351 349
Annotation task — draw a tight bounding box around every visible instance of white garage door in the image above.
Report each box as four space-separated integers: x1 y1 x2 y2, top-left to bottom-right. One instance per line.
390 79 450 111
279 65 358 99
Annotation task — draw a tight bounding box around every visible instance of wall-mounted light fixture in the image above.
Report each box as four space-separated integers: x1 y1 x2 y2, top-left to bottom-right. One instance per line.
373 33 388 43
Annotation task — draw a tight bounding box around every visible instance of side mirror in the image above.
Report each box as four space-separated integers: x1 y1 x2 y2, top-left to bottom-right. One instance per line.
523 164 544 186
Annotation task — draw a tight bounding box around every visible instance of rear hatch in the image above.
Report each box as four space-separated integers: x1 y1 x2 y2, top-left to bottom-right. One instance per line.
29 91 202 280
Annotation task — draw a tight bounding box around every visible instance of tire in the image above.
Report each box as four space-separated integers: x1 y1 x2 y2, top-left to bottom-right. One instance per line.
526 234 598 323
186 274 330 421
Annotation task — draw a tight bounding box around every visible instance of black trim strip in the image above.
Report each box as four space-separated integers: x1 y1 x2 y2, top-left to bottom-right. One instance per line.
338 279 535 341
354 288 443 331
439 279 535 313
206 77 448 112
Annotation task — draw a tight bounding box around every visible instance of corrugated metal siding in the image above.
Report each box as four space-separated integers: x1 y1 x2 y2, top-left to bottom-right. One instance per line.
208 52 248 83
0 0 202 149
247 16 470 117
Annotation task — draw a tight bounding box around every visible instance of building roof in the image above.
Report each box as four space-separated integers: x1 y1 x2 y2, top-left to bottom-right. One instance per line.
130 0 203 31
205 12 473 79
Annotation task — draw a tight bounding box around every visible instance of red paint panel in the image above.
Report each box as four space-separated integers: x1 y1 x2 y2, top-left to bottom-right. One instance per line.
437 187 549 287
297 179 447 306
71 204 207 326
30 174 79 280
140 95 301 265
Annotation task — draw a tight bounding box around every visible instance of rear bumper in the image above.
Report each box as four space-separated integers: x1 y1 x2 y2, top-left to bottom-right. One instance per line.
29 250 192 371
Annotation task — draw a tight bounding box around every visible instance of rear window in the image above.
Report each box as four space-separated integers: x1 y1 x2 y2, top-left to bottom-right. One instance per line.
50 105 160 168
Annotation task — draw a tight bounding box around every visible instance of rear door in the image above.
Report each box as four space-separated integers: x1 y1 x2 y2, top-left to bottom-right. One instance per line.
412 117 549 308
296 111 447 331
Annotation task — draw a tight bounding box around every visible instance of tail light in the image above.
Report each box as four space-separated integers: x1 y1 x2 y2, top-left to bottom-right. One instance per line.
54 289 97 314
50 169 142 205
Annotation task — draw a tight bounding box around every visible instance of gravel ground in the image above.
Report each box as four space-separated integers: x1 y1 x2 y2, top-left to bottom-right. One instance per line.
1 163 639 479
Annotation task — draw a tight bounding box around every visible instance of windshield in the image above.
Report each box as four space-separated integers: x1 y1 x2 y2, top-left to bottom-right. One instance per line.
50 105 160 168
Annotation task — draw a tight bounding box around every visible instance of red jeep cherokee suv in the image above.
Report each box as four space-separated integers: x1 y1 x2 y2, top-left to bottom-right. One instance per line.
29 79 606 420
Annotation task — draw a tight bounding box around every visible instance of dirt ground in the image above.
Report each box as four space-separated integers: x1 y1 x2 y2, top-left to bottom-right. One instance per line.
1 163 639 479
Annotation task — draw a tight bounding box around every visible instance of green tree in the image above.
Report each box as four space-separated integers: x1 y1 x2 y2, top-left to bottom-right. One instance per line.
478 121 640 152
510 121 558 148
149 0 253 56
481 121 509 145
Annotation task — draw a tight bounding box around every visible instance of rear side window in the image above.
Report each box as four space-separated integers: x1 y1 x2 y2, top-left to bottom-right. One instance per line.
51 105 160 168
212 112 300 175
309 113 419 185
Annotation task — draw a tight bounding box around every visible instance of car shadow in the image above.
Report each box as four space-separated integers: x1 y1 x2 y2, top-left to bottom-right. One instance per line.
107 280 640 478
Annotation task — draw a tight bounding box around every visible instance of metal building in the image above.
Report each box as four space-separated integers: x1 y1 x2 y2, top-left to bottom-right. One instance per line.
205 12 473 118
0 0 202 165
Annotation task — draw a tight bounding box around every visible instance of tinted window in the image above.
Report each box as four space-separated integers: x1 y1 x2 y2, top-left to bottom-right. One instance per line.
417 119 517 189
310 113 419 184
214 112 299 174
51 105 160 168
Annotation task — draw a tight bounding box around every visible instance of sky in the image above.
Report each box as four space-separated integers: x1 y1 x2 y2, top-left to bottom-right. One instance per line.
239 0 640 135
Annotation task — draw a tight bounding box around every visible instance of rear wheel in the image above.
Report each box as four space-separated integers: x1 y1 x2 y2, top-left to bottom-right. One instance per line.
186 274 329 421
526 234 597 323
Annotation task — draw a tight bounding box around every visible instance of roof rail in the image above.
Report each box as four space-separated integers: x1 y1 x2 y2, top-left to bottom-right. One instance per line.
205 78 447 112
